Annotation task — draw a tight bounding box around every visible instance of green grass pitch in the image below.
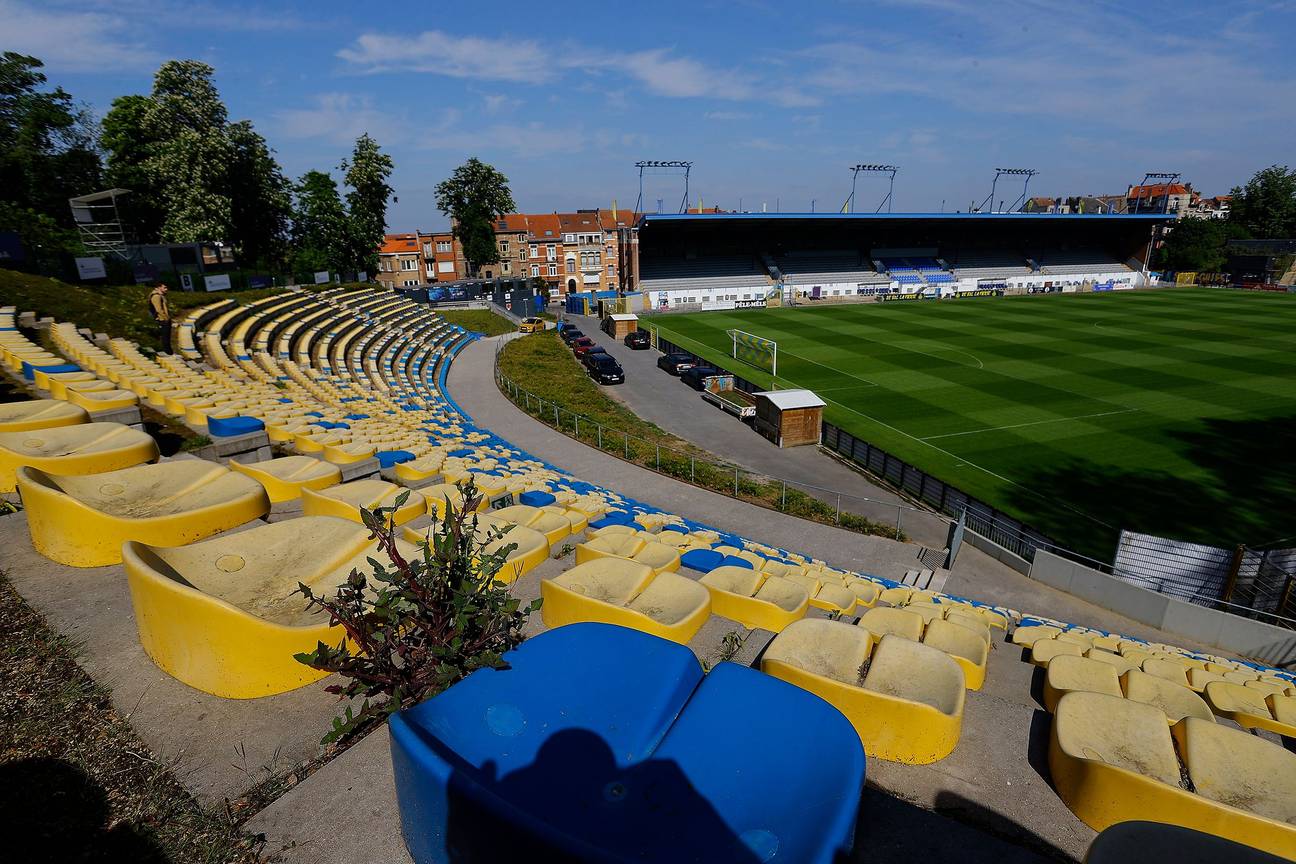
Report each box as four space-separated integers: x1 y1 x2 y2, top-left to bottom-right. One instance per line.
650 288 1296 559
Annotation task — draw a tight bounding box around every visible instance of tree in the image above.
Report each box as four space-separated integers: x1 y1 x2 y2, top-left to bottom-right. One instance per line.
435 157 516 277
340 133 393 275
227 120 292 268
1228 165 1296 239
1154 217 1245 273
290 170 350 275
101 94 166 242
0 52 101 224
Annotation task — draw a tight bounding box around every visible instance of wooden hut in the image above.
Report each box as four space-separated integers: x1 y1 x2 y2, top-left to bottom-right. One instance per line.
602 313 639 339
752 390 826 448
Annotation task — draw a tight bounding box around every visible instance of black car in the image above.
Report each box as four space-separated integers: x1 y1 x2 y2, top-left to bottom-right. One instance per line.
680 365 718 390
579 346 608 368
623 330 650 349
559 328 585 345
586 354 625 384
656 352 696 375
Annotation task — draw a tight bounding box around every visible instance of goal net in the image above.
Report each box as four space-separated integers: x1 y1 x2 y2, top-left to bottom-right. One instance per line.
727 329 778 377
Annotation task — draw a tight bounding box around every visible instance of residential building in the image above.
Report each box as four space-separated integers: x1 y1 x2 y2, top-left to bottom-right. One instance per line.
1126 183 1194 217
1187 195 1231 220
376 233 424 289
418 231 465 282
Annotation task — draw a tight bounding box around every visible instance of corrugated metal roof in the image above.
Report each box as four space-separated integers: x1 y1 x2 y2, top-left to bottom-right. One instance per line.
755 389 825 410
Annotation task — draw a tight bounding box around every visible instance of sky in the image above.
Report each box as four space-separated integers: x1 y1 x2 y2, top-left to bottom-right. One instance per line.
7 0 1296 231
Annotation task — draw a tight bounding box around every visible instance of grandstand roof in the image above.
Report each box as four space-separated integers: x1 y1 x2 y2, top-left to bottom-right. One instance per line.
638 212 1172 227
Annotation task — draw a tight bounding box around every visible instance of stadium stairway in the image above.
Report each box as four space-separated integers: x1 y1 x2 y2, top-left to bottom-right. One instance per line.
3 291 1294 860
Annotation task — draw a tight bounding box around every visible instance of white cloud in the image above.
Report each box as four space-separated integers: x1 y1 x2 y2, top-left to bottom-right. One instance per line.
705 110 754 121
0 0 160 71
338 30 552 82
272 92 435 146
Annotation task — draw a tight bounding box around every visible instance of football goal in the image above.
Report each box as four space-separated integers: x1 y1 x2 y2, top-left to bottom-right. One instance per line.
727 329 778 377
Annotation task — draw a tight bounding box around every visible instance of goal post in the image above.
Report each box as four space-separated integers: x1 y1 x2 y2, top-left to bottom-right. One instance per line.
727 329 778 378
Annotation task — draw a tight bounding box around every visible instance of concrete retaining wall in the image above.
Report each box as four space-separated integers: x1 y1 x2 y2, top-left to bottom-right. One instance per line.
964 528 1031 575
1030 550 1296 665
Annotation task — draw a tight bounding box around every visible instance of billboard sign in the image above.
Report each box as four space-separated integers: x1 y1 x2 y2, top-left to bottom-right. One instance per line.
248 274 273 289
0 231 25 262
314 270 331 285
75 256 107 280
205 274 232 292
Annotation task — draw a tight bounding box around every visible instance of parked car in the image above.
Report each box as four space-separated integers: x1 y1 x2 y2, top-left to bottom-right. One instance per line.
579 346 609 367
571 337 598 356
657 352 696 375
559 328 585 345
680 365 719 390
519 317 545 334
623 330 650 349
585 354 625 384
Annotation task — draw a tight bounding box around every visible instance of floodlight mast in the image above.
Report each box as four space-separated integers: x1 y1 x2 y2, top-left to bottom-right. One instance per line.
635 160 694 214
1132 172 1181 215
978 168 1038 213
843 164 899 213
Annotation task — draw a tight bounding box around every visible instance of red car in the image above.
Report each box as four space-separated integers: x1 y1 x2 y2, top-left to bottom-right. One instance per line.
571 337 597 355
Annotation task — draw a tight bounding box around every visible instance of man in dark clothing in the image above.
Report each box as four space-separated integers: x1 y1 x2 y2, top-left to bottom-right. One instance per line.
149 283 171 352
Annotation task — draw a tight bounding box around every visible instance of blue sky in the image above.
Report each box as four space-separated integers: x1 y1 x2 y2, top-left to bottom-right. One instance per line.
8 0 1296 230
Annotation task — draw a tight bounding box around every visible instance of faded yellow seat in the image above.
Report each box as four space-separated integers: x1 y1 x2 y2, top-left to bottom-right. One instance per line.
122 516 419 698
1204 681 1295 737
922 618 989 690
1142 657 1192 688
322 441 376 465
903 602 946 624
301 479 426 526
417 483 485 519
811 582 857 615
1085 648 1139 676
844 578 881 608
0 399 89 433
37 370 97 398
1031 638 1085 667
762 623 965 764
1043 655 1123 713
575 533 645 565
1011 624 1062 646
631 540 681 574
878 586 912 606
230 455 342 504
0 421 158 493
1121 668 1215 724
858 606 925 642
393 454 444 483
1051 692 1296 858
699 565 808 632
540 558 710 644
19 461 269 567
403 512 549 583
492 504 572 547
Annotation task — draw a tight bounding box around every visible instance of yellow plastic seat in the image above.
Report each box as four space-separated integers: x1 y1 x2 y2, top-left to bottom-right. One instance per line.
1051 692 1296 858
0 399 89 433
878 586 912 606
230 455 342 504
540 558 711 644
393 454 444 483
699 565 809 632
19 461 269 567
1142 657 1192 688
631 540 681 575
575 533 645 565
857 606 925 642
1085 648 1139 676
762 623 965 764
904 602 946 624
1043 655 1123 713
64 385 138 412
39 370 98 398
301 479 426 526
403 513 550 583
1121 668 1215 724
492 504 573 547
0 421 159 492
1031 638 1085 667
418 483 488 519
811 582 857 615
1011 624 1062 646
122 516 419 698
322 442 377 465
1204 681 1295 737
922 618 990 691
844 578 880 608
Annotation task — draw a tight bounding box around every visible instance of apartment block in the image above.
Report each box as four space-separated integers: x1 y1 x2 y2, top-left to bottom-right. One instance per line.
376 233 424 289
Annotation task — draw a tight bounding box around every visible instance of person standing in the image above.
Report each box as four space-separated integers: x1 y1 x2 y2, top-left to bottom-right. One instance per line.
148 282 171 352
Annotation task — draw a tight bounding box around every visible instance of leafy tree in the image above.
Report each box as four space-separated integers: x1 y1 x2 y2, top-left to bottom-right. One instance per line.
340 133 393 275
101 94 166 242
290 170 350 275
294 482 540 744
1228 165 1296 239
0 200 83 271
0 52 101 224
435 157 516 276
1154 217 1245 273
227 120 292 268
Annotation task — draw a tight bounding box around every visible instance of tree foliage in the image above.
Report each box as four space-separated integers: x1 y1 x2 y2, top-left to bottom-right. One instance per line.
291 170 350 275
226 121 292 268
340 133 394 276
293 483 540 744
0 52 101 224
1154 217 1246 273
102 94 166 242
1228 165 1296 239
435 157 516 276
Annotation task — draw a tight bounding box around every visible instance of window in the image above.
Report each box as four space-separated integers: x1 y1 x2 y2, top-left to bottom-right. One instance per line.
502 261 511 274
519 245 528 260
436 240 452 253
546 244 556 261
529 244 538 258
607 263 614 275
422 243 432 256
498 239 509 254
401 258 418 271
547 263 557 277
564 233 575 243
565 258 575 273
402 278 420 287
531 265 540 277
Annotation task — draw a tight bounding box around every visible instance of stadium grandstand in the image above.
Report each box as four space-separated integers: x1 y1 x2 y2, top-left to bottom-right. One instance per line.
630 212 1170 309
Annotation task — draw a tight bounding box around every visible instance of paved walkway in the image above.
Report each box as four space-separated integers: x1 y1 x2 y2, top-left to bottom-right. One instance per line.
562 314 953 548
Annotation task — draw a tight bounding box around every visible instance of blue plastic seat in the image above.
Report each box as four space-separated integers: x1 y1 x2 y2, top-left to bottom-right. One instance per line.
389 623 864 864
719 556 754 570
206 415 265 437
377 450 416 469
680 548 725 573
23 361 80 381
519 490 556 508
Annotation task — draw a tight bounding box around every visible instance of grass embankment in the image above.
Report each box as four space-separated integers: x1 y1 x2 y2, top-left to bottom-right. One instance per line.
498 331 903 540
435 308 516 337
0 572 265 862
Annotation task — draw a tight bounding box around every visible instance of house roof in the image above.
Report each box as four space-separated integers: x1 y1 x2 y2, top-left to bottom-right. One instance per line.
755 389 826 410
379 233 420 255
1128 183 1189 199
